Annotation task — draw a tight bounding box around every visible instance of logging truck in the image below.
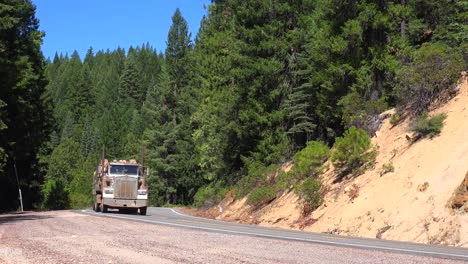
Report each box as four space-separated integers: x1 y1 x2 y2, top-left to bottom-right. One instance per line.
93 159 149 215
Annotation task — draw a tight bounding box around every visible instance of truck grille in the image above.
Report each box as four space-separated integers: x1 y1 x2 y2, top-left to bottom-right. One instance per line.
113 177 138 199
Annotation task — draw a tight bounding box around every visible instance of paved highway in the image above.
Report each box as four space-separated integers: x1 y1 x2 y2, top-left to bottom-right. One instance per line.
80 207 468 262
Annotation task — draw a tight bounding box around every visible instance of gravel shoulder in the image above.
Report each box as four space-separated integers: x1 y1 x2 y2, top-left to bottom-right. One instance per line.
0 210 465 264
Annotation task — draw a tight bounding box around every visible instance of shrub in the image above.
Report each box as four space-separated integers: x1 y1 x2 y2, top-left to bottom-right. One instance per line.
391 148 398 158
396 43 464 115
296 178 322 210
339 91 388 135
41 178 69 210
331 126 377 175
347 183 360 201
246 186 276 208
194 182 228 208
234 162 277 199
389 113 399 127
274 171 295 191
411 113 447 138
291 141 330 179
380 163 395 176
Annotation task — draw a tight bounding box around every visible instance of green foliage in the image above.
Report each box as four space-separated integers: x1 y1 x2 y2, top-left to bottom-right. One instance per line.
411 113 447 138
68 157 95 208
0 0 52 211
119 53 145 106
193 182 228 208
291 141 330 179
331 127 377 175
389 113 399 127
41 178 69 210
246 186 276 208
391 148 398 159
396 43 464 115
0 100 6 173
339 91 389 134
20 0 466 211
41 139 81 209
380 163 395 176
295 178 322 210
234 162 277 200
273 171 295 191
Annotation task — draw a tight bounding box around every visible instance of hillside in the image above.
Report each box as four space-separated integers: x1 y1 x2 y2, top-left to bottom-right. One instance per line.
186 75 468 246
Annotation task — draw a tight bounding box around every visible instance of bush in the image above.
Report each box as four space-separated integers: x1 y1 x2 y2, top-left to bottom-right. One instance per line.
296 178 322 210
339 91 388 135
41 178 69 210
396 43 464 115
380 163 395 176
331 126 377 175
193 181 229 208
389 113 399 127
274 171 295 191
234 162 277 199
411 113 447 138
246 186 276 208
291 141 330 179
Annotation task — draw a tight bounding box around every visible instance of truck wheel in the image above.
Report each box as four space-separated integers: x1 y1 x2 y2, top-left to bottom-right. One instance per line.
102 204 108 213
93 199 101 212
139 207 147 216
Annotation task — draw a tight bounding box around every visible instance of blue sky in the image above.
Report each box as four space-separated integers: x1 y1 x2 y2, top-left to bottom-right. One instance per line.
33 0 211 59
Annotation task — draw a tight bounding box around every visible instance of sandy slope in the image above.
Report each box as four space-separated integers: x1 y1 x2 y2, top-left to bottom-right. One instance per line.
200 75 468 246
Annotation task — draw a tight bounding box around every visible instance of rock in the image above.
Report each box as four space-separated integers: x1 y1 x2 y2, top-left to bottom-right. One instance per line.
406 132 422 142
418 182 429 192
344 186 350 193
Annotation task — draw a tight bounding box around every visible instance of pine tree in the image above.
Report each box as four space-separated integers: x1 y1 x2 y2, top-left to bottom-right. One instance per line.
143 9 200 204
119 52 144 107
0 0 52 210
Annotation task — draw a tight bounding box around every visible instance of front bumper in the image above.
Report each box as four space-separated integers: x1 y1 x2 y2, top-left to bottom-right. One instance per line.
103 198 147 208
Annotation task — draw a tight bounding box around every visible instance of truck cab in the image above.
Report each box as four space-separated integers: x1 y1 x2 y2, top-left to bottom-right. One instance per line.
93 159 148 215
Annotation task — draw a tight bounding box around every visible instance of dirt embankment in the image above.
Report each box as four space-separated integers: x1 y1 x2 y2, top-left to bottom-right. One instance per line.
187 75 468 246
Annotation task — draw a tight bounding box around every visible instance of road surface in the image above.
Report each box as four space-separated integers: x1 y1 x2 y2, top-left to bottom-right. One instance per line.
0 208 466 263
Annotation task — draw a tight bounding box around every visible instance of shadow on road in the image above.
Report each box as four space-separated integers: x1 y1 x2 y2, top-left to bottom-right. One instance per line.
0 212 54 224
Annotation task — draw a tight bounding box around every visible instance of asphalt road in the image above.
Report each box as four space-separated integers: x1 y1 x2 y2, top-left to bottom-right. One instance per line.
80 207 468 262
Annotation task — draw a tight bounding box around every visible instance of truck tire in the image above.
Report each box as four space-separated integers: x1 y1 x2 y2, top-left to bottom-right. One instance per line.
139 207 147 216
102 204 108 213
93 198 101 212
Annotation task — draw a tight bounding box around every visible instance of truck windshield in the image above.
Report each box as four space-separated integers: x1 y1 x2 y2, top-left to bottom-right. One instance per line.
110 165 138 175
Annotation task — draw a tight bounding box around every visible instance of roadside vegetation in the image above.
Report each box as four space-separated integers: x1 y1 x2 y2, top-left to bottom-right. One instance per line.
331 127 378 177
411 113 448 139
380 163 395 176
0 0 465 212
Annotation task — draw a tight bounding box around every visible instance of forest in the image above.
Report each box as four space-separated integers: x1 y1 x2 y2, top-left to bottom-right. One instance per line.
0 0 466 211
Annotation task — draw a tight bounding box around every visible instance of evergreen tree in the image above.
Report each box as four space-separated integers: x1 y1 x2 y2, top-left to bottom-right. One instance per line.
0 0 51 211
119 52 144 107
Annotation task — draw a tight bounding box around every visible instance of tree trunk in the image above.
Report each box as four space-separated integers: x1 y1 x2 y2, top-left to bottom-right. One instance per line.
400 0 406 38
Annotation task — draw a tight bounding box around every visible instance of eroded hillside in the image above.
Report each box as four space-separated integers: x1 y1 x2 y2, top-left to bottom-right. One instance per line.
186 75 468 246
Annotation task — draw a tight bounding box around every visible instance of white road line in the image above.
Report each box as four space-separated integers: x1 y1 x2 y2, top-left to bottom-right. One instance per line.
83 210 468 260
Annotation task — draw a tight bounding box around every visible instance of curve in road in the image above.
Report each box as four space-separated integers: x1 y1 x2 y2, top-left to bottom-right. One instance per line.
79 207 468 261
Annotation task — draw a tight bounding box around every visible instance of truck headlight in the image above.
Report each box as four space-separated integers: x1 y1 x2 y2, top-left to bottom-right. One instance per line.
138 189 147 195
104 188 114 194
